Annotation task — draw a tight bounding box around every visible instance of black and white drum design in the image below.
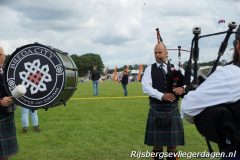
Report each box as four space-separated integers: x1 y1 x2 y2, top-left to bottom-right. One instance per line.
4 43 78 110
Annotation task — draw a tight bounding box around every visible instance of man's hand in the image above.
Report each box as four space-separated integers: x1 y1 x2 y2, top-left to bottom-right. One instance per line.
0 96 13 107
174 87 184 95
162 93 176 102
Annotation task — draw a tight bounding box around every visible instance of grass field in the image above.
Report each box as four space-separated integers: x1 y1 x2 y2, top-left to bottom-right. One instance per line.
12 81 218 160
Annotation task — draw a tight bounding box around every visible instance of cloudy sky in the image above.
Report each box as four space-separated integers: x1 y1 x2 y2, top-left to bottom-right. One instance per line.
0 0 239 68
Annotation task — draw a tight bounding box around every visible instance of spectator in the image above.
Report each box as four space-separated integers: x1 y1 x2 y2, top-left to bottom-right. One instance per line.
121 69 129 96
21 107 40 133
91 66 100 96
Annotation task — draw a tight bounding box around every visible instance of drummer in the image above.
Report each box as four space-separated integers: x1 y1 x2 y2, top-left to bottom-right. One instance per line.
0 47 18 160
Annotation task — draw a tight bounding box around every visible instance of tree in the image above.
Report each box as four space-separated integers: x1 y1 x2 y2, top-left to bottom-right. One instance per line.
133 64 139 70
70 53 104 77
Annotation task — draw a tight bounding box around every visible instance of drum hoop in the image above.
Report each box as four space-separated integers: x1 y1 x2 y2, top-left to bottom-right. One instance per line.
4 43 76 109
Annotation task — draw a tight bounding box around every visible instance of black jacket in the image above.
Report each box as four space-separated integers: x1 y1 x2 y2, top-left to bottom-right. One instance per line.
121 74 128 85
91 70 100 81
0 73 14 118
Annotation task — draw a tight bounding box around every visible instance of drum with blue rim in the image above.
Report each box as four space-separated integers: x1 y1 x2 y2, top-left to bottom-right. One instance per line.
4 43 78 110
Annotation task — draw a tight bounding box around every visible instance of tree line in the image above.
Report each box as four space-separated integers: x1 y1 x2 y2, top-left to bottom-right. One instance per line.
70 53 104 77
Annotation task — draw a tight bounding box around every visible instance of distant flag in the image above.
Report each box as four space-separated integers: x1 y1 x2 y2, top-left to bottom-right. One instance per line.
218 19 225 24
138 64 143 81
113 66 118 82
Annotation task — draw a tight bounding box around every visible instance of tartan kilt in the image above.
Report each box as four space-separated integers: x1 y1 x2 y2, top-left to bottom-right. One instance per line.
144 102 184 147
0 114 18 158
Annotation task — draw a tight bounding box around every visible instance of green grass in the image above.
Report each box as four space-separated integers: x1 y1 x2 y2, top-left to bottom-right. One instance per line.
12 81 218 160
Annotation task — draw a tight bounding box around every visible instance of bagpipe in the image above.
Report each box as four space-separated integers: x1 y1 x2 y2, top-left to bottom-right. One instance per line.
184 21 240 153
184 21 237 89
155 28 185 94
168 46 191 71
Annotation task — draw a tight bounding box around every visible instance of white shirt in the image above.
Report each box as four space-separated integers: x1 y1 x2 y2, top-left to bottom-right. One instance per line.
181 64 240 122
141 63 168 101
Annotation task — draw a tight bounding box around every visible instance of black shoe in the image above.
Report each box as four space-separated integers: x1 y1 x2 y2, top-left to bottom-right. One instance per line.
167 151 178 160
22 127 28 133
33 125 40 132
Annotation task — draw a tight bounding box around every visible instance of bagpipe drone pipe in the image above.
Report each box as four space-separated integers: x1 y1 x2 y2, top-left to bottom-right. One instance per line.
184 21 240 153
155 28 185 96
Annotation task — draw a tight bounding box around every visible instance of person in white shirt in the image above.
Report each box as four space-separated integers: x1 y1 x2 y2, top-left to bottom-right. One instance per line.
181 25 240 157
181 26 240 123
142 43 185 160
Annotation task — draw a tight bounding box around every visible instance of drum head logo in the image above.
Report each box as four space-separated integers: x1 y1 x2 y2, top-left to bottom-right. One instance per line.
6 45 64 108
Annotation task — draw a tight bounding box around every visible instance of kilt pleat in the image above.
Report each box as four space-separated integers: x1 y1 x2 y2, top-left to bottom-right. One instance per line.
144 102 184 147
0 114 18 158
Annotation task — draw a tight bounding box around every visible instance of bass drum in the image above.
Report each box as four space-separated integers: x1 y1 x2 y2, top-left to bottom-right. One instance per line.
4 43 78 110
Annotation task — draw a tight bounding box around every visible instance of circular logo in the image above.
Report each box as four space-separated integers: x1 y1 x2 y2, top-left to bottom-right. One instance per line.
5 44 64 109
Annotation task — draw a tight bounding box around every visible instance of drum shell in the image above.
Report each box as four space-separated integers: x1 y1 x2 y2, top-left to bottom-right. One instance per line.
53 51 78 107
